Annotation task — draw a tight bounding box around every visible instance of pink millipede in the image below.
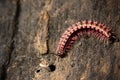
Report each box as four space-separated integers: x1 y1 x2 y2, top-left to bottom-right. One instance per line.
56 20 115 57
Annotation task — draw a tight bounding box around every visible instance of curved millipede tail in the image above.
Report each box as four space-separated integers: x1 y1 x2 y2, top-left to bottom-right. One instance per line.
56 20 114 57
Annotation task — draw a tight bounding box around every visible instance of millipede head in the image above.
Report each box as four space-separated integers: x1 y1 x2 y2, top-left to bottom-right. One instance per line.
108 32 119 43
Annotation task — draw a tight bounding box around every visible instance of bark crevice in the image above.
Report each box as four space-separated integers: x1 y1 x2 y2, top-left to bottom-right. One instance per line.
1 0 21 80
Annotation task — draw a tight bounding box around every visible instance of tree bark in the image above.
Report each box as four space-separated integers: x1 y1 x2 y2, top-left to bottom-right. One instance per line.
0 0 120 80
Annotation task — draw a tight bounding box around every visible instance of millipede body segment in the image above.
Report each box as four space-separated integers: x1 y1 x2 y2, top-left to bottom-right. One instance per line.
56 20 113 56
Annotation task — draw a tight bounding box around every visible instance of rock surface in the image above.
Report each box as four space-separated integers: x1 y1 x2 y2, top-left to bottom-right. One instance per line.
0 0 120 80
0 0 18 79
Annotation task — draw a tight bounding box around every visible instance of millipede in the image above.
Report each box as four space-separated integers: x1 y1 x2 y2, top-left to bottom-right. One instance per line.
56 20 116 57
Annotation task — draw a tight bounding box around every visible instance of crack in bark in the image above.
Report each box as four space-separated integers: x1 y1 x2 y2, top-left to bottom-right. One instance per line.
1 0 21 80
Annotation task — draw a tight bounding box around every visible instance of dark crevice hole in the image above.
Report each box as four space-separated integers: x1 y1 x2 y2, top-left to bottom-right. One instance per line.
48 64 56 72
1 0 21 80
36 69 40 73
118 65 120 69
1 65 7 80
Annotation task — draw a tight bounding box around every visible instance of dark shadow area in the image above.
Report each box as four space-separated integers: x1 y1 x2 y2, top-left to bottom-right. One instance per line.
48 64 56 72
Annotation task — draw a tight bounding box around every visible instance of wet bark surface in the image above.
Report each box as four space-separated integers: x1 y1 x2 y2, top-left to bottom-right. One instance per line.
0 0 120 80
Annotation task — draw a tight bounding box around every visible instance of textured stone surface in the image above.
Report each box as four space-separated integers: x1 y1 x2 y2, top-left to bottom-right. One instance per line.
0 0 17 79
0 0 120 80
34 11 49 54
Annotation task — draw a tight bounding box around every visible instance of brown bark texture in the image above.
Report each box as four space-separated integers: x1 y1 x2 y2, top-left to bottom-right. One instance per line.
0 0 120 80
